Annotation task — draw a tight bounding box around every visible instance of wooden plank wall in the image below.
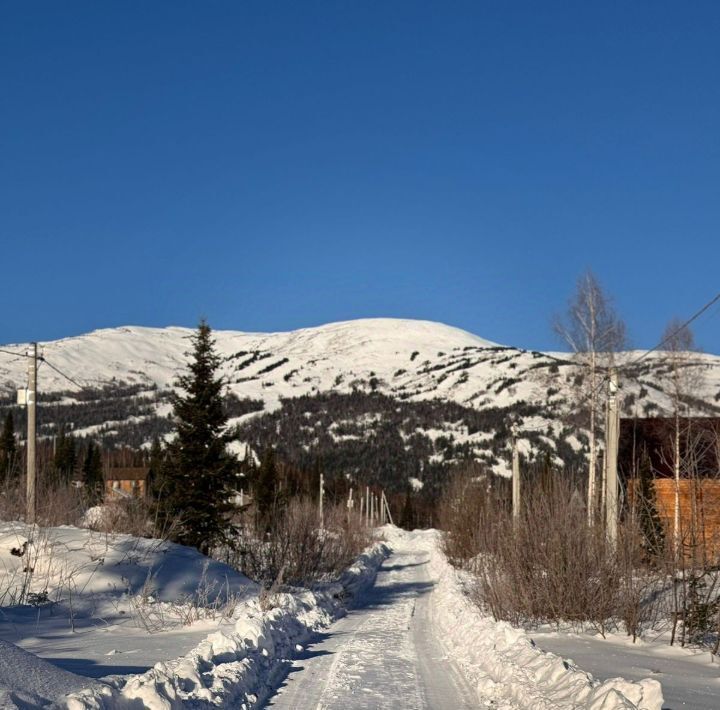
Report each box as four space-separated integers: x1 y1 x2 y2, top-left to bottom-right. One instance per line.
652 478 720 560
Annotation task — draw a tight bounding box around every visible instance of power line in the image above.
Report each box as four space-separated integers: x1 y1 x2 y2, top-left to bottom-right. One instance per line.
39 357 86 391
0 347 26 359
622 291 720 370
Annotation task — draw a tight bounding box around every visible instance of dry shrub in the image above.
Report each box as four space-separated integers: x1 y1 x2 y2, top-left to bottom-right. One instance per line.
0 473 85 526
440 469 664 636
438 468 502 566
235 498 370 588
0 469 156 538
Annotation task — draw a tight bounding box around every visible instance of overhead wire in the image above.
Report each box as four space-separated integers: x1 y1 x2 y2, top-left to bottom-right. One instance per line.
39 356 87 391
621 291 720 371
0 347 27 359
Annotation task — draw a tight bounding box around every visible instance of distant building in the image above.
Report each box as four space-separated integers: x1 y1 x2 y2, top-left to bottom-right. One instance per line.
105 467 149 498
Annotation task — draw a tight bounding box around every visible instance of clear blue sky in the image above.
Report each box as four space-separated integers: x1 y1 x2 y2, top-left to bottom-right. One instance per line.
2 2 719 352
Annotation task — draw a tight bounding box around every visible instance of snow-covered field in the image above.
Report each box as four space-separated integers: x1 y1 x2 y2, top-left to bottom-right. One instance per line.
532 629 720 710
0 523 688 709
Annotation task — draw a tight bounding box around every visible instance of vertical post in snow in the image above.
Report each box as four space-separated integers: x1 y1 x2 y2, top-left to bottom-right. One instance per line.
384 492 395 526
511 423 520 530
605 368 619 550
673 412 681 556
359 494 364 523
366 486 370 526
347 487 354 525
319 472 324 530
380 490 385 525
26 343 37 526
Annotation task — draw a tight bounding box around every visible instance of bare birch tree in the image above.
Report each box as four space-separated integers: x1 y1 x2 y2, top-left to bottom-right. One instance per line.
661 318 701 556
554 271 626 525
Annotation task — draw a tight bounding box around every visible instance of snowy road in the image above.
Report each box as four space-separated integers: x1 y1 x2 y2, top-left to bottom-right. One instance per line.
264 538 484 710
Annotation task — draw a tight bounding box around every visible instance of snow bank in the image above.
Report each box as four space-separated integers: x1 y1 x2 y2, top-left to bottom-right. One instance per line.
0 523 251 607
61 541 390 709
0 639 96 708
418 529 663 710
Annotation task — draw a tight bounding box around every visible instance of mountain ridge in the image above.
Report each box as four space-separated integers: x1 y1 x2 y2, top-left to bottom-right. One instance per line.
1 317 718 489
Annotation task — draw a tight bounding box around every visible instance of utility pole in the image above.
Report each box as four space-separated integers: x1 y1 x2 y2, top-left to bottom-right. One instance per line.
382 491 394 526
319 472 324 530
673 409 681 556
26 343 37 525
511 423 520 529
605 368 619 549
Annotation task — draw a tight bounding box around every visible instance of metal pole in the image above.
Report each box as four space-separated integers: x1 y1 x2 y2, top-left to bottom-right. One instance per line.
511 423 520 529
26 343 37 525
605 368 619 550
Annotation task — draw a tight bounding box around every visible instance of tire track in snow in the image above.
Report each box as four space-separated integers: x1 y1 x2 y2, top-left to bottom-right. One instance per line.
264 542 485 709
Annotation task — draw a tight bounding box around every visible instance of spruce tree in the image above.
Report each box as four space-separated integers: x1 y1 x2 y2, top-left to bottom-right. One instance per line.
0 413 16 478
254 447 279 529
400 492 416 530
158 321 237 554
146 437 165 501
54 426 77 484
82 441 104 505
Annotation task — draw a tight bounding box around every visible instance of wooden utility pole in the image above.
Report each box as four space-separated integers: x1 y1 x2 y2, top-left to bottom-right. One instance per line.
26 343 37 525
511 423 520 529
382 491 394 526
319 472 324 530
347 487 354 524
605 368 619 549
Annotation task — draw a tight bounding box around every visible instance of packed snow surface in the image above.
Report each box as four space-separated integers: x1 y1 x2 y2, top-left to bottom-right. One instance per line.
532 630 720 710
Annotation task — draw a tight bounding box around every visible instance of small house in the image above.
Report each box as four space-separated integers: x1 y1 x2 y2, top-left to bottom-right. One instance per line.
105 467 149 498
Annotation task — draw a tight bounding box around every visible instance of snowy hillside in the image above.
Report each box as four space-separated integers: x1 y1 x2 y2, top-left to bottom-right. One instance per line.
0 319 495 405
1 318 719 488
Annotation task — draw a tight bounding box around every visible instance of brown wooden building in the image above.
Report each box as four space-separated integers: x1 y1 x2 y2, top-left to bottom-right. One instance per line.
105 467 149 498
620 417 720 558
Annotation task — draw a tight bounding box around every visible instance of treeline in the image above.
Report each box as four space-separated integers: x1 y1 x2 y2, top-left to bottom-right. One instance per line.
235 390 582 494
0 386 263 449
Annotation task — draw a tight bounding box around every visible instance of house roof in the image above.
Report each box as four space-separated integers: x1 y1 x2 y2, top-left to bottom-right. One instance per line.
106 467 149 481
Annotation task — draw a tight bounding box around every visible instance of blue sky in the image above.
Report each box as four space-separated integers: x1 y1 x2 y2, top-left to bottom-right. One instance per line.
2 2 719 352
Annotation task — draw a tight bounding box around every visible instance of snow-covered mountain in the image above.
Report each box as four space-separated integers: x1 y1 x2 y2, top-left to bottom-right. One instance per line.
0 319 495 404
1 318 719 488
